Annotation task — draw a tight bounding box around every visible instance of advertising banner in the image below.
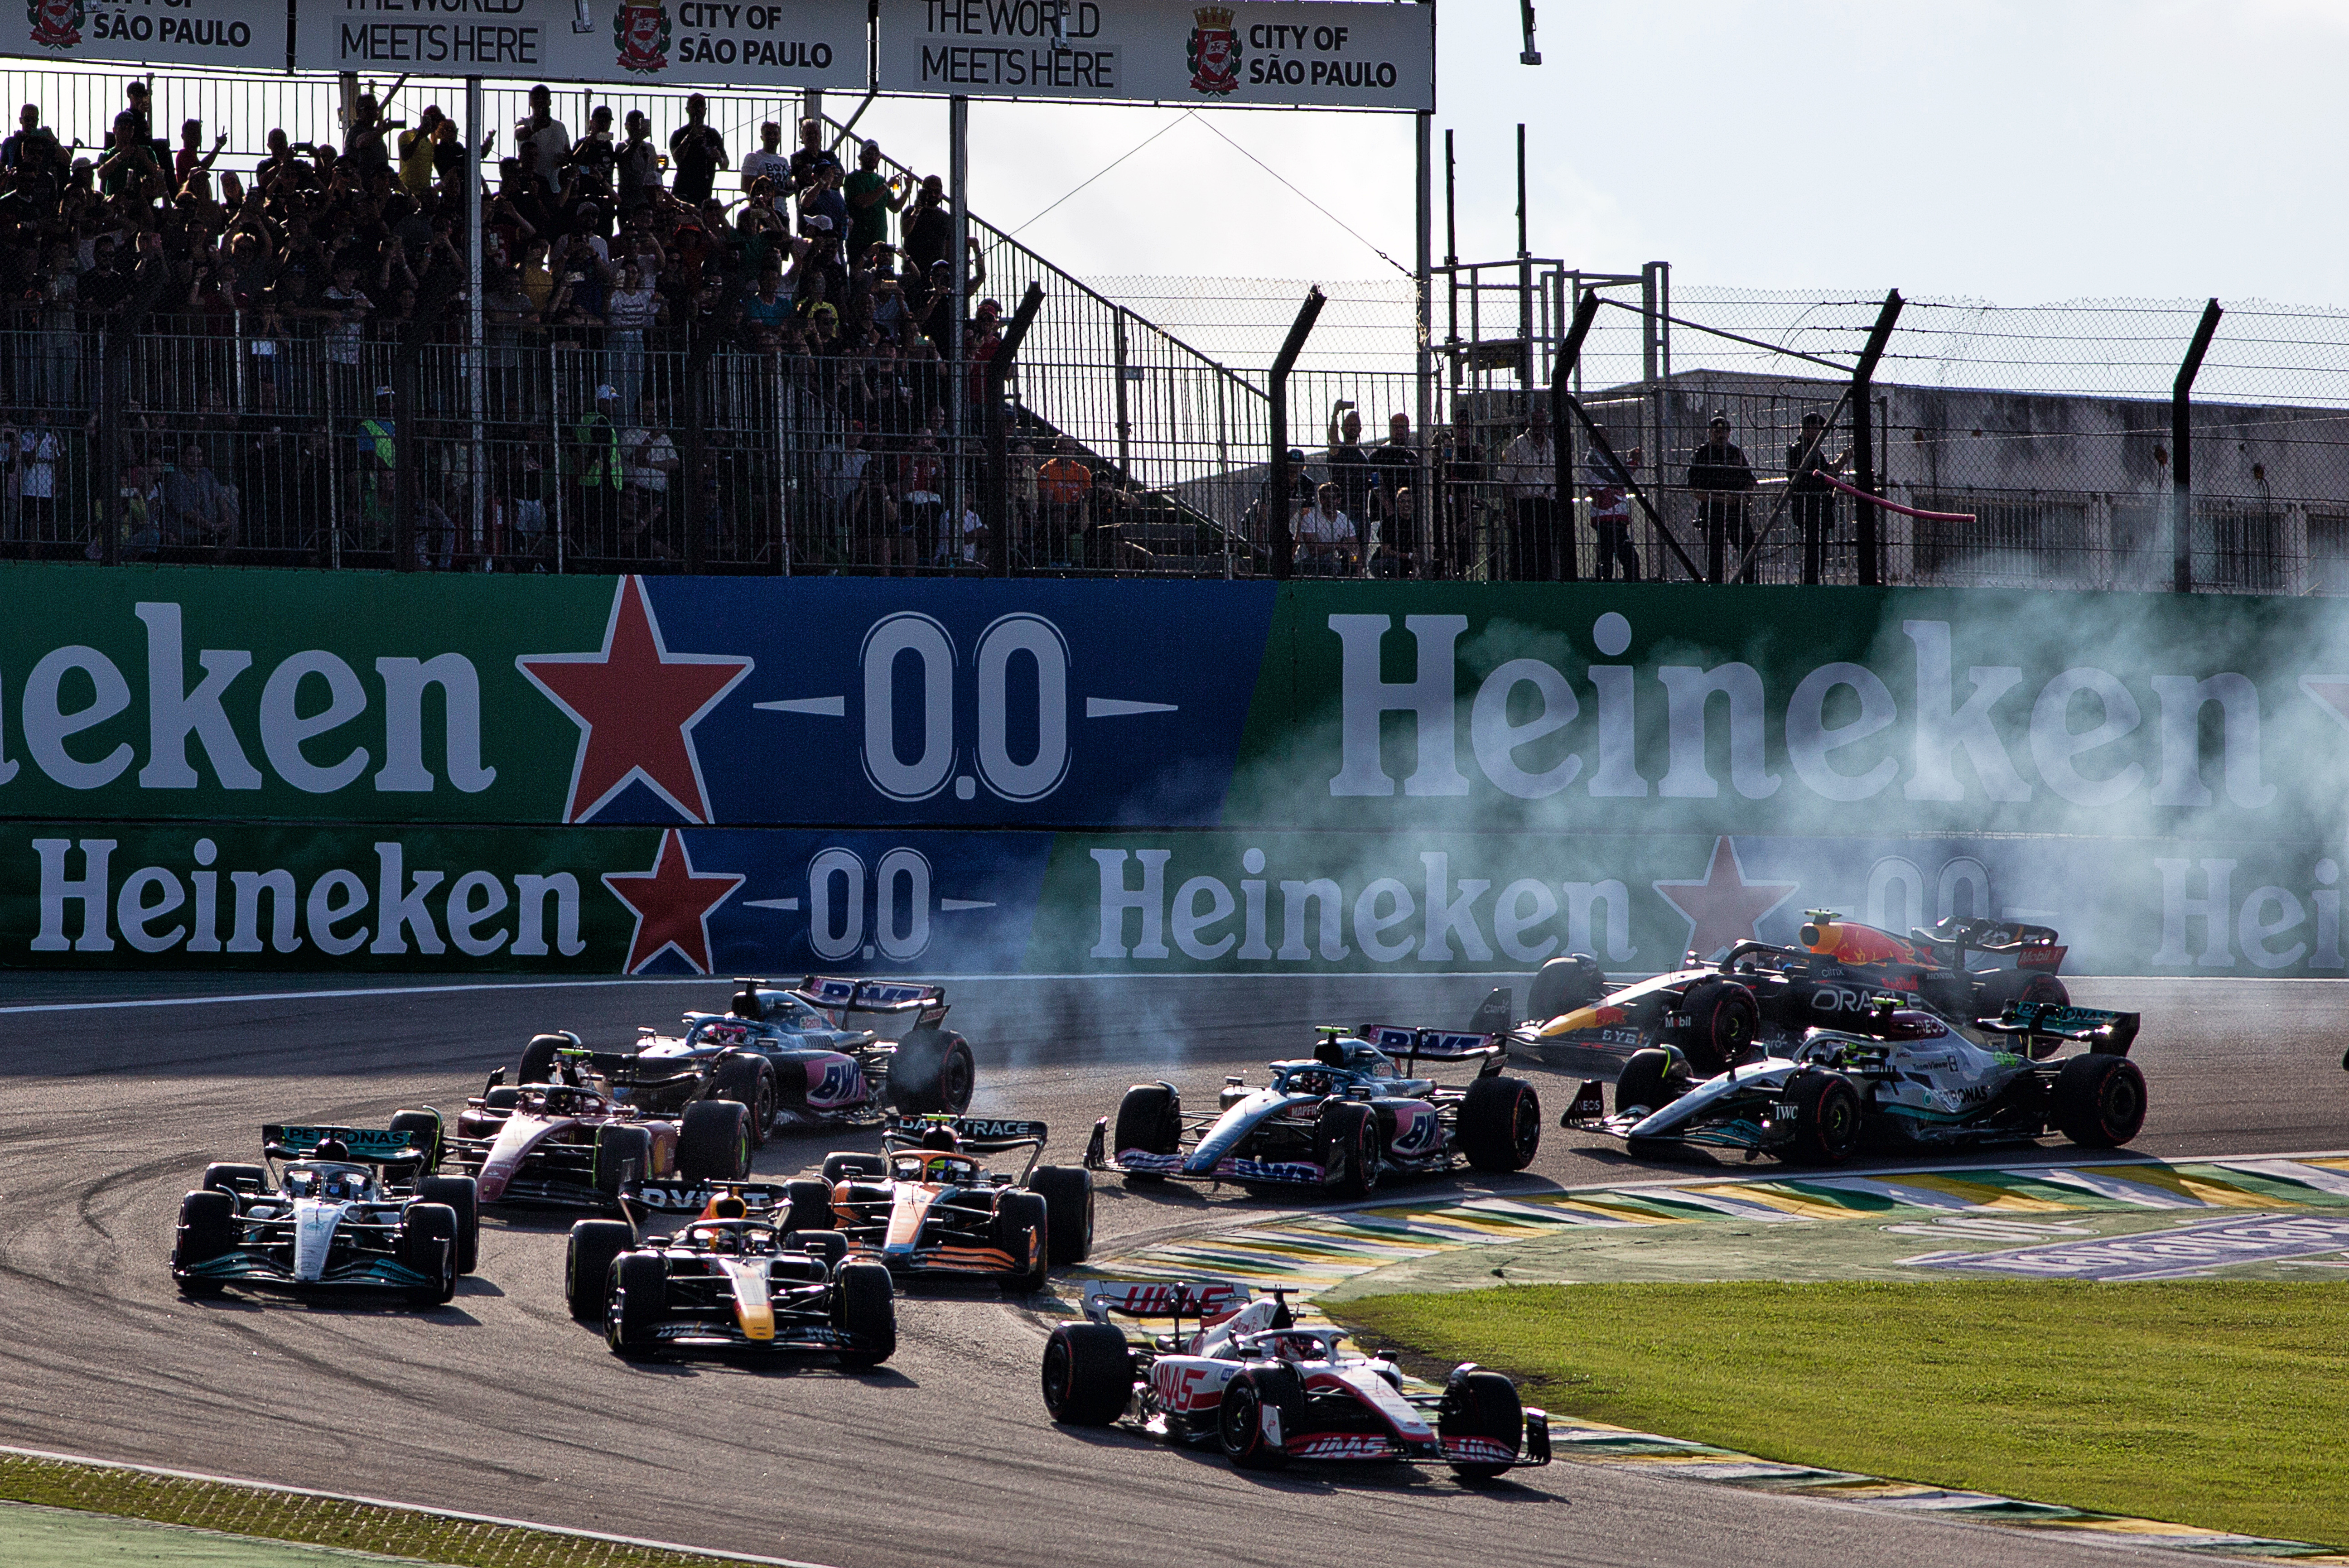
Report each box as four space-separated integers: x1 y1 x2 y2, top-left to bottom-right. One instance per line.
295 0 865 90
5 0 286 70
873 0 1436 111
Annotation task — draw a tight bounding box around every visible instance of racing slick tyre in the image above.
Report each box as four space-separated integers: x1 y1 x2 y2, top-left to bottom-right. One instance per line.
992 1191 1051 1293
1319 1102 1386 1200
566 1220 634 1321
1439 1369 1524 1482
517 1032 569 1087
1217 1365 1307 1470
712 1054 778 1147
1458 1076 1542 1172
783 1178 836 1236
793 1230 849 1270
1528 953 1607 1022
1783 1071 1864 1165
172 1190 238 1295
1031 1166 1095 1265
199 1163 267 1202
1041 1322 1133 1425
416 1177 480 1275
386 1109 444 1171
607 1252 666 1359
820 1153 888 1183
1979 968 2070 1019
2052 1052 2147 1148
1612 1048 1686 1121
678 1100 753 1182
400 1203 459 1307
832 1261 896 1368
883 1028 976 1116
1110 1084 1182 1187
593 1124 653 1201
1670 979 1761 1076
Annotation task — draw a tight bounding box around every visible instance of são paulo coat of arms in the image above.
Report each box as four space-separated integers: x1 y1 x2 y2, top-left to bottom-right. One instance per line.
1187 5 1241 95
613 0 670 74
26 0 82 50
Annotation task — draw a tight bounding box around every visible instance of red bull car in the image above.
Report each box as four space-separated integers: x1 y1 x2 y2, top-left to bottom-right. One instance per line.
1505 912 2075 1075
781 1115 1092 1293
1041 1279 1551 1481
436 1052 752 1209
564 1184 894 1365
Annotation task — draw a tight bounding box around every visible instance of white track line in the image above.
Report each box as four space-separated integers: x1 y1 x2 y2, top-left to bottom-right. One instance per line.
0 1443 835 1568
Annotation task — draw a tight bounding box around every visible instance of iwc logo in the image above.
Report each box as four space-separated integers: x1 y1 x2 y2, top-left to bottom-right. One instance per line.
613 0 670 74
1186 5 1240 95
26 0 82 50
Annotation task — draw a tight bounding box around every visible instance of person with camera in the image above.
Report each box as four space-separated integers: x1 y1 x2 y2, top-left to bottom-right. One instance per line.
668 95 728 208
844 141 905 264
516 85 570 196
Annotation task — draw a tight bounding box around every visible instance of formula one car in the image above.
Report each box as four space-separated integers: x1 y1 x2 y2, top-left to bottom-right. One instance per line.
1503 912 2076 1074
171 1118 478 1306
1087 1026 1541 1197
552 977 977 1141
435 1050 752 1209
783 1115 1092 1293
1558 997 2146 1164
565 1185 894 1365
1042 1279 1552 1481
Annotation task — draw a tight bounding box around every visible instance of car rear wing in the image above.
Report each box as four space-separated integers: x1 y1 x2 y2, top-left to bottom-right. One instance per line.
629 1179 801 1217
883 1114 1047 1153
1077 1278 1253 1329
262 1124 431 1163
1977 1001 2140 1056
1358 1025 1508 1071
792 975 951 1037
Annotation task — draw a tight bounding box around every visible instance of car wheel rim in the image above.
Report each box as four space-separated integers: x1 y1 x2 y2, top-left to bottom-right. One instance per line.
1042 1338 1068 1408
1513 1094 1538 1159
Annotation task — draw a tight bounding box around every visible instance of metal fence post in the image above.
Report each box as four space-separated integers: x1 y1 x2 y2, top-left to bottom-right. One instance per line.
1850 289 1905 587
2173 297 2224 594
1268 287 1327 582
986 282 1046 577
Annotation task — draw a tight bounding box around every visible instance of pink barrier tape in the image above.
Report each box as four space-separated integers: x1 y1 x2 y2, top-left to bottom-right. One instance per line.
1814 470 1977 523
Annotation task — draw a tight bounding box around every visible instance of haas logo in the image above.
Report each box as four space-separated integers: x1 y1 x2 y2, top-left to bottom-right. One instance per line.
26 0 80 48
613 0 669 72
1186 5 1241 94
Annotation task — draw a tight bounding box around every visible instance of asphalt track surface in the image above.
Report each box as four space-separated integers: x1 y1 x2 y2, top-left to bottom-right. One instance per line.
1 972 2344 1568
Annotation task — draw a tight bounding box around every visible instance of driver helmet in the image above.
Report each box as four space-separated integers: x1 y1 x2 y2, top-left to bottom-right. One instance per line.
1291 1070 1332 1097
920 1123 961 1153
313 1137 351 1163
710 1191 748 1221
321 1169 362 1201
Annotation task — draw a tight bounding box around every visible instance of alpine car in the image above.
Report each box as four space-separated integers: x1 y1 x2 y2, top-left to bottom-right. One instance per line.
1042 1279 1551 1481
1088 1026 1541 1198
171 1119 479 1306
436 1051 752 1210
1505 912 2078 1075
559 977 977 1140
1558 997 2146 1164
564 1185 894 1365
782 1115 1091 1293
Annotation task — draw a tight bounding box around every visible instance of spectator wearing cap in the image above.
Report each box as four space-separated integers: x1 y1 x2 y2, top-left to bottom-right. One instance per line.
516 85 569 196
1583 426 1643 582
668 95 729 208
741 121 787 196
1786 411 1849 585
1500 403 1568 581
1688 410 1757 584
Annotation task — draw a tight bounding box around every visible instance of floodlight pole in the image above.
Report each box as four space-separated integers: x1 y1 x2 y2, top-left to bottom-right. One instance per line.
2172 297 2223 594
1269 287 1328 581
1849 288 1903 587
949 94 969 564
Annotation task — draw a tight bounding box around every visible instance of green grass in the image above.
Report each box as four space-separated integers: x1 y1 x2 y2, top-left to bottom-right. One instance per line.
0 1451 773 1567
1334 1280 2349 1548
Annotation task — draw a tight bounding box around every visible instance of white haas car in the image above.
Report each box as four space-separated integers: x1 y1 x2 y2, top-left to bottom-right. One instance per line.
1042 1280 1551 1481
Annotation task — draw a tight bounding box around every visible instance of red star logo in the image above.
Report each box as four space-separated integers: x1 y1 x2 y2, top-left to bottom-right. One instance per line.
1653 836 1800 962
517 577 752 824
602 830 745 975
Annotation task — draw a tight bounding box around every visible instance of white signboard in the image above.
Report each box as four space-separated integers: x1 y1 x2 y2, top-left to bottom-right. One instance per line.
875 0 1435 112
5 0 286 70
296 0 867 90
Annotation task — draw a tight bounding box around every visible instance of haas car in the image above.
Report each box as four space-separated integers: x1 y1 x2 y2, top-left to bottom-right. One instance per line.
1560 997 2146 1164
782 1115 1092 1293
577 977 977 1141
438 1046 752 1209
1088 1026 1541 1197
1505 912 2078 1074
566 1185 895 1365
1042 1279 1551 1481
172 1118 478 1307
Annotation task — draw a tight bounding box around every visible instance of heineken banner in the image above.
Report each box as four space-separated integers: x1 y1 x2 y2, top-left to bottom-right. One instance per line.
295 0 865 88
7 562 2349 975
6 0 286 69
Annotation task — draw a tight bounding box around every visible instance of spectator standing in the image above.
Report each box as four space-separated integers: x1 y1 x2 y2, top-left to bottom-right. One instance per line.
567 105 617 198
516 85 569 195
603 259 662 417
741 121 787 195
569 386 622 551
1295 481 1356 575
786 117 841 196
617 111 661 211
801 162 849 241
1786 411 1848 586
1584 429 1643 582
1688 410 1757 583
1500 404 1567 580
668 95 728 207
816 422 873 567
1325 401 1374 562
1036 435 1093 566
903 175 951 278
620 394 678 561
321 258 371 420
844 141 905 264
17 408 59 544
174 119 227 188
396 106 444 197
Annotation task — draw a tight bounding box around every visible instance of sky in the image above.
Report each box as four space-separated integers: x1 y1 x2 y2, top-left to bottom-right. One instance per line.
815 1 2347 309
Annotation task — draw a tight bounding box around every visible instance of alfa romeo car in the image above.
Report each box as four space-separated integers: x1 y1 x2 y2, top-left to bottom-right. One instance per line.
1088 1026 1540 1198
1041 1279 1551 1481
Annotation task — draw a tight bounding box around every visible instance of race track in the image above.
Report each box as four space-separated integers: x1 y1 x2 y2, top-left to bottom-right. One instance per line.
0 973 2341 1568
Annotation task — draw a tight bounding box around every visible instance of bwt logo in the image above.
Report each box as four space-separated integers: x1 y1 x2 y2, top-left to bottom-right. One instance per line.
755 612 1177 806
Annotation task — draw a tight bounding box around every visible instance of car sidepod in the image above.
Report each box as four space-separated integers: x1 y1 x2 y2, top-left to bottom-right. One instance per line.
1178 1090 1325 1185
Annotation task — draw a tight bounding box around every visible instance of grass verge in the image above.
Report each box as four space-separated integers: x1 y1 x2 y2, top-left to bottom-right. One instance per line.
1333 1279 2349 1548
0 1450 776 1567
